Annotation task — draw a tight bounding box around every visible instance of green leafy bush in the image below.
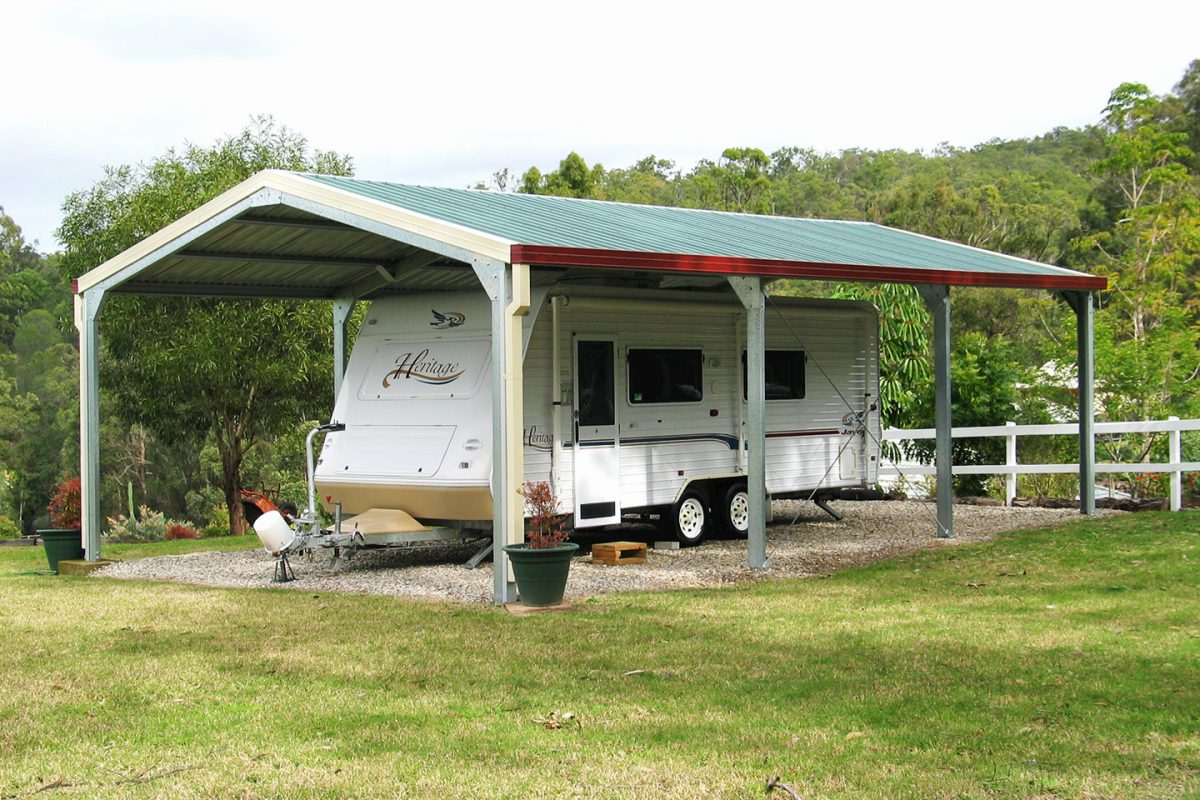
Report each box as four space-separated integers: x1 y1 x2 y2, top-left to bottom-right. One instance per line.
202 504 231 538
0 515 21 539
904 333 1025 496
184 487 224 527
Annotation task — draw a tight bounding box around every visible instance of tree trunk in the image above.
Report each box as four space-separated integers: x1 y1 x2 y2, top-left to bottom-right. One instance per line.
135 426 148 501
222 471 246 537
214 416 247 537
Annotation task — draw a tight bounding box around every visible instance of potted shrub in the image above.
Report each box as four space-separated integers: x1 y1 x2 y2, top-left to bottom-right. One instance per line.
40 477 85 573
501 481 578 606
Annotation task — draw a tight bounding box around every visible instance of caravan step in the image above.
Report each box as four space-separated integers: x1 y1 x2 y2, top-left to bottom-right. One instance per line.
592 541 648 566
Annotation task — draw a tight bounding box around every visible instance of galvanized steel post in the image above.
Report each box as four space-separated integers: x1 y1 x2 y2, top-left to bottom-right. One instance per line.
918 285 953 538
332 298 356 400
75 289 106 561
1068 291 1096 515
728 277 769 569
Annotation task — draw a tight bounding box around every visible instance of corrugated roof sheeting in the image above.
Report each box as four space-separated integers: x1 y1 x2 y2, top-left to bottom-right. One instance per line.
133 256 366 289
304 174 1097 284
193 211 409 262
79 169 1104 297
109 206 444 296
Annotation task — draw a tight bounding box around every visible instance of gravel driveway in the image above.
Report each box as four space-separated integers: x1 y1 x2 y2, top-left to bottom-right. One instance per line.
94 501 1109 604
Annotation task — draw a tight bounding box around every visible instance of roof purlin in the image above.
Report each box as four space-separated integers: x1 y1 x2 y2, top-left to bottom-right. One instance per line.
509 245 1109 291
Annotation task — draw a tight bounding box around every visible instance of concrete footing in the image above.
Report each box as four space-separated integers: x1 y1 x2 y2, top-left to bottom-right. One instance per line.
505 600 573 616
56 559 114 575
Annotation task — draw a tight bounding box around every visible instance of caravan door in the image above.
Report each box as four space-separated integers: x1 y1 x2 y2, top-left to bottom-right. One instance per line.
573 338 621 526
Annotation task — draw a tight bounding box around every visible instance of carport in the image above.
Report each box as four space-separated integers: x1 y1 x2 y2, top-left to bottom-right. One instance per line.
73 170 1106 603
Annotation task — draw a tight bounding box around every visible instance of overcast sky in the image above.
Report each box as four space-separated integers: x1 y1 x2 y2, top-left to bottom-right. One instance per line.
2 0 1198 251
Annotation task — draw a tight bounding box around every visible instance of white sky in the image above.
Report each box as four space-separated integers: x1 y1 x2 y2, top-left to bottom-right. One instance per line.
2 0 1198 251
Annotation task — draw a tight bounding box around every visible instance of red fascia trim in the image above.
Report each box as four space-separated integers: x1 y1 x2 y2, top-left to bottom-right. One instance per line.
510 245 1108 291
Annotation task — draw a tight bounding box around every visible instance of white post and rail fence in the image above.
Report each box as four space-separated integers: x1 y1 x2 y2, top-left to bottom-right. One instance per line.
880 416 1200 512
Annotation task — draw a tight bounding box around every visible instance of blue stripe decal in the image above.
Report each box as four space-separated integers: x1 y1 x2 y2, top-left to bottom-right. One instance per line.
567 433 741 450
561 429 844 449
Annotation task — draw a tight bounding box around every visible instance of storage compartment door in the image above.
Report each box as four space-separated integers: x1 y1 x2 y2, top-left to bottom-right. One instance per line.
573 338 621 527
318 425 456 479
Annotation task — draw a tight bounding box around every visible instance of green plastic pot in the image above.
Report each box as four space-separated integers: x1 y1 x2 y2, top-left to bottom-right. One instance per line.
501 542 579 606
39 529 85 574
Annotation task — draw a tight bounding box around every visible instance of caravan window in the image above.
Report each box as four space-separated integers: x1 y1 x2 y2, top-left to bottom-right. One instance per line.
742 350 806 400
628 348 703 404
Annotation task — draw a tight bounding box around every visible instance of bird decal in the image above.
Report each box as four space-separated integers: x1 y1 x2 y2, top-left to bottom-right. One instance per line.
430 309 466 329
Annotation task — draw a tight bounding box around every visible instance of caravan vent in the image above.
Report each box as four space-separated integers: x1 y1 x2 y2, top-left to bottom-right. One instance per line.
580 502 616 520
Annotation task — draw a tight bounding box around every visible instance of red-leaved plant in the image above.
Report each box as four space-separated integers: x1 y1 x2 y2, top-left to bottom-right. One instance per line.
48 477 82 529
165 523 200 540
520 481 568 549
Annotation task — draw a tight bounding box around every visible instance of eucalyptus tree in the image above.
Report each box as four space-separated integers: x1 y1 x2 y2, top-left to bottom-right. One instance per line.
1083 84 1199 423
0 208 56 351
1059 81 1200 479
0 210 77 530
520 152 604 198
58 117 354 535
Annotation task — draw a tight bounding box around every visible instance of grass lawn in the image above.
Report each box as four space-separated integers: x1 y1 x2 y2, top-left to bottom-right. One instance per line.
0 515 1196 799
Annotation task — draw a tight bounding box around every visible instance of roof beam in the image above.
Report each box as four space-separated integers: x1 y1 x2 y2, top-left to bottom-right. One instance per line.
173 250 390 269
232 214 358 231
339 251 443 298
114 281 335 299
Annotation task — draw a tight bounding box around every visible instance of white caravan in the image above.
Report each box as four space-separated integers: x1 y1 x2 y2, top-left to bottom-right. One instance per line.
314 286 880 543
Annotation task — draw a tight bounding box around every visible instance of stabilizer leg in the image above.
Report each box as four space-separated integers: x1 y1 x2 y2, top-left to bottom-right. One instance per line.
814 496 844 522
273 552 296 583
465 541 493 570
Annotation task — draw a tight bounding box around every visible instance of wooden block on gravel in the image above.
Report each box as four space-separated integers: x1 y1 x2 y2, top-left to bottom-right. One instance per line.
592 541 648 566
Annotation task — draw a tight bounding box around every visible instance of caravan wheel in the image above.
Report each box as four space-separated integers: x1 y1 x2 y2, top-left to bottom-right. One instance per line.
721 484 750 538
673 490 708 545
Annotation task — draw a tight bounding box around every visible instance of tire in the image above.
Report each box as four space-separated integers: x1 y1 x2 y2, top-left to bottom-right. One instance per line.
672 489 708 545
721 483 750 538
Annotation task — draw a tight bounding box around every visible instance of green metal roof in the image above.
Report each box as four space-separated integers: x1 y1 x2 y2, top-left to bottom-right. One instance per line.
303 173 1104 290
75 169 1106 297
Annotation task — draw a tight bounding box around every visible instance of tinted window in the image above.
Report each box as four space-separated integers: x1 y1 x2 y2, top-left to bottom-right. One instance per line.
742 350 806 400
577 340 614 426
628 349 703 404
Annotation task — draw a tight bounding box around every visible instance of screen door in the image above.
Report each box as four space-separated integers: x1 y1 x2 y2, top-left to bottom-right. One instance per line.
573 338 620 526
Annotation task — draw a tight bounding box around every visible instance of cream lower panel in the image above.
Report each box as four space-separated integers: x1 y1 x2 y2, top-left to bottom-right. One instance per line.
619 441 737 508
764 436 866 490
316 481 492 522
601 436 867 509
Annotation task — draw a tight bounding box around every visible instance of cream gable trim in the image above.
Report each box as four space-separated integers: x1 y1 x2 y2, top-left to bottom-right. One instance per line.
270 172 515 263
75 170 515 294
